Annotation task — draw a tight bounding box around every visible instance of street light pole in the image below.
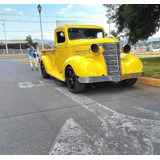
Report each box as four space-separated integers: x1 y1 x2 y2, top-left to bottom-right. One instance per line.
37 4 44 50
2 22 8 54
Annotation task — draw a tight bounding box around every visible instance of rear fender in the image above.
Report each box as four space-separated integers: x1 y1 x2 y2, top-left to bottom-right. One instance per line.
40 56 53 72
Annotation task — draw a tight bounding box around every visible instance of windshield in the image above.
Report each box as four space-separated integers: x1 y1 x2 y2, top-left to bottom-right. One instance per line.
68 28 104 40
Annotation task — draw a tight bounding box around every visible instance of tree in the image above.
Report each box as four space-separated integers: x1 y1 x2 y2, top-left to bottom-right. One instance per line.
103 4 160 44
25 35 34 45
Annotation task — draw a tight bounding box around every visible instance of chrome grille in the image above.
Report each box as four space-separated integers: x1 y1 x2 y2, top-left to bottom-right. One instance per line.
100 43 121 76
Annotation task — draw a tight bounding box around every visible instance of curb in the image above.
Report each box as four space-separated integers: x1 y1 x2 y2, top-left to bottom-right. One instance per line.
0 54 42 57
137 77 160 87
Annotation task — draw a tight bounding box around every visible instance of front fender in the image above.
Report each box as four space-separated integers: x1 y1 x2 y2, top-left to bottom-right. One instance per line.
121 53 143 74
40 55 53 72
63 56 107 78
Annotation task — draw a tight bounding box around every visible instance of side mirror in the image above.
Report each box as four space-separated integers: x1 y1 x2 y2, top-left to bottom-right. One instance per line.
105 32 108 37
60 32 65 37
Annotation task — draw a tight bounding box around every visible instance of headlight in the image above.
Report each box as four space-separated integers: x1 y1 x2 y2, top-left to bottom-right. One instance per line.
90 44 100 53
123 44 131 53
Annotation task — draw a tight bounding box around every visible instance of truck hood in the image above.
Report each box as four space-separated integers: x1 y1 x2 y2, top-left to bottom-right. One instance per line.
69 38 119 47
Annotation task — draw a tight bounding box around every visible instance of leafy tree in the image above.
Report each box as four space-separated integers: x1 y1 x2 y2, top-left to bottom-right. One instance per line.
25 35 34 45
103 4 160 44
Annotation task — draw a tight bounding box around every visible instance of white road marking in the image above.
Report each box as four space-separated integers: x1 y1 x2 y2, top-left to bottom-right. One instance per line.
50 86 160 155
133 106 160 119
18 81 48 88
35 81 45 87
50 118 96 155
18 82 35 88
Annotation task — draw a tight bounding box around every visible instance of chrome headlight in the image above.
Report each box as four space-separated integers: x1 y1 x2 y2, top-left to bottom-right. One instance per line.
123 44 131 53
90 44 100 54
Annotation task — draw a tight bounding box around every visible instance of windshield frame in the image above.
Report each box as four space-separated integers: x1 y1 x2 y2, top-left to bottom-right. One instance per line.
67 28 105 41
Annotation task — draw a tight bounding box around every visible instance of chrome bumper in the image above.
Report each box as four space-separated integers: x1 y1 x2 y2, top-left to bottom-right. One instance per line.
78 72 144 83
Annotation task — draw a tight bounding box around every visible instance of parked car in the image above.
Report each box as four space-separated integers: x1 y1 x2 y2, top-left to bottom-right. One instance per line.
151 47 160 52
40 25 144 93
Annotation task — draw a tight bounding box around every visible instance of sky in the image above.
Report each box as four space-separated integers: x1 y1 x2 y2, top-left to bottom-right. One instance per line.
0 3 160 41
0 4 111 41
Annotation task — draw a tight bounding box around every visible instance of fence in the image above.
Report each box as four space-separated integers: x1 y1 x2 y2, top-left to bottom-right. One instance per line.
0 49 27 55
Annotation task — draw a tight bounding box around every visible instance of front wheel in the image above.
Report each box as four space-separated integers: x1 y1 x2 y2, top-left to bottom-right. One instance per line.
66 66 85 93
118 78 137 87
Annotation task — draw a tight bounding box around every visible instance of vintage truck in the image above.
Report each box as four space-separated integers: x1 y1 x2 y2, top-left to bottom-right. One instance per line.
40 25 144 93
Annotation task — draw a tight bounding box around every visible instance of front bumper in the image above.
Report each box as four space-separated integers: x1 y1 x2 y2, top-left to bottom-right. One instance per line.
78 72 144 83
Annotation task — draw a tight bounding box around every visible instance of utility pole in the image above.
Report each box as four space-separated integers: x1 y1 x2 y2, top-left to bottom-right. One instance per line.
2 22 8 54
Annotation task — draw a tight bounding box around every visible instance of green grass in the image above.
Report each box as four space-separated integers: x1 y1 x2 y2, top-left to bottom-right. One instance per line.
140 57 160 78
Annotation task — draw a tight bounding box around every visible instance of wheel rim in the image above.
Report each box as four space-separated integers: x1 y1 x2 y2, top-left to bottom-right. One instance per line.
67 69 75 89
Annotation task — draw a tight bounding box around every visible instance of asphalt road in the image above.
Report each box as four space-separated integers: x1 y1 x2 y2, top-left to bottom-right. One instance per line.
0 58 160 155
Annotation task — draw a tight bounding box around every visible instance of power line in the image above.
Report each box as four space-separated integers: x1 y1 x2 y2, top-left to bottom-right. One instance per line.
0 19 56 23
0 19 107 24
0 12 89 19
0 30 54 32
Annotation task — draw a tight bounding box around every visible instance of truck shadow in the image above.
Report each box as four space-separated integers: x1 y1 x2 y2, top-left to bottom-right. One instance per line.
84 82 137 95
49 77 138 95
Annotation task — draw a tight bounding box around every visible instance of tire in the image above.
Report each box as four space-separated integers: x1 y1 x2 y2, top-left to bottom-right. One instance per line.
41 61 50 78
66 66 85 93
118 78 137 87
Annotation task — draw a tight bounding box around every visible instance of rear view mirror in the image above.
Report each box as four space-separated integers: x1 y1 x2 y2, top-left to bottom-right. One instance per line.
60 32 65 37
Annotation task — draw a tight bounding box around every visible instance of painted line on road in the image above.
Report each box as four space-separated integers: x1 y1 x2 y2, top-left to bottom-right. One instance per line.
49 86 160 155
18 81 49 88
18 82 35 88
49 118 96 155
133 106 160 119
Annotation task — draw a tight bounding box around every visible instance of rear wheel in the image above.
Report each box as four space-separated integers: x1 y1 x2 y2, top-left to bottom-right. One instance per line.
66 66 85 93
41 61 50 78
118 78 137 87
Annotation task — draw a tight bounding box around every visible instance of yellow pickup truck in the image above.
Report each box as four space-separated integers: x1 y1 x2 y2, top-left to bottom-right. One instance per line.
40 24 144 93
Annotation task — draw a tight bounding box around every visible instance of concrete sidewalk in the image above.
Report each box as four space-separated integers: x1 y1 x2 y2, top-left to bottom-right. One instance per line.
0 54 28 59
0 54 42 59
136 54 160 58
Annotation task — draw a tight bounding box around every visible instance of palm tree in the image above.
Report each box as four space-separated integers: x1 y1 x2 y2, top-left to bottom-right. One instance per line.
110 30 124 40
25 35 33 45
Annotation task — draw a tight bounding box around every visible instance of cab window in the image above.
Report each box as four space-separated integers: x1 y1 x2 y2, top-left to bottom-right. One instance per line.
57 31 65 43
68 28 104 40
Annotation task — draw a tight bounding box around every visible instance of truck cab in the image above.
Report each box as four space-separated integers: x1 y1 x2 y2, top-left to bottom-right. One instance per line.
40 25 144 93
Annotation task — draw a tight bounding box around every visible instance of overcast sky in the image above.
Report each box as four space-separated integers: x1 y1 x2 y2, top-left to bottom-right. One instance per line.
0 3 160 41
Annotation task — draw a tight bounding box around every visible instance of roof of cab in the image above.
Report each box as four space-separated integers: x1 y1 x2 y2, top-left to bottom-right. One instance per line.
55 24 104 30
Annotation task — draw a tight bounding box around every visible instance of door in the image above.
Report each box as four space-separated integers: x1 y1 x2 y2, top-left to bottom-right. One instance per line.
55 30 66 72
